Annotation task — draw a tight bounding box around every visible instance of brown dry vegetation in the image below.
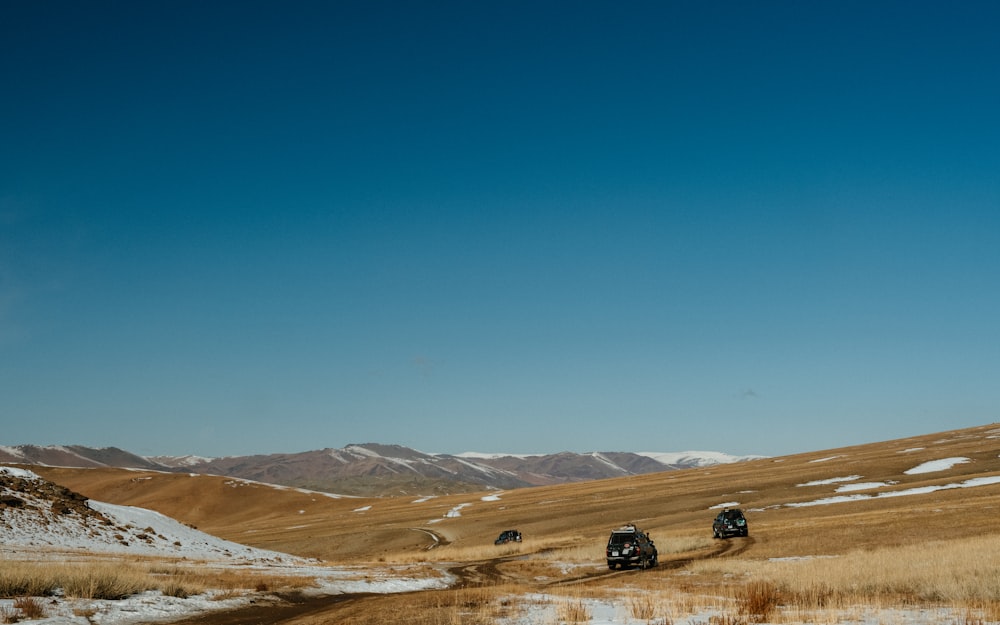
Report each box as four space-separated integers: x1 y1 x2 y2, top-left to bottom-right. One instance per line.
0 557 314 601
22 423 1000 623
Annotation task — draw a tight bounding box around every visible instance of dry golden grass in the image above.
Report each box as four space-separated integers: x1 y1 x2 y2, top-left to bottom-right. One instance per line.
624 591 659 620
556 595 592 623
686 534 1000 609
0 557 315 601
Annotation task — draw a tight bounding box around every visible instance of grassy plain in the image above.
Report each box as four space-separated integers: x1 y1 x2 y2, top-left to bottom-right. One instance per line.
25 423 1000 623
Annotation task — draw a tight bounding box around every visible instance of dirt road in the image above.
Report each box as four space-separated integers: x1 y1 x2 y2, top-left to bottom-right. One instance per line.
167 537 755 624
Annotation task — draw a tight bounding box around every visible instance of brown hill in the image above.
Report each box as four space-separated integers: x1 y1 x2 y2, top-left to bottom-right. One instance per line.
0 445 164 470
27 423 1000 566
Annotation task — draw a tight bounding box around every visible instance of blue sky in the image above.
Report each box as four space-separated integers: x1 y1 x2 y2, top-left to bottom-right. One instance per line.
2 1 998 458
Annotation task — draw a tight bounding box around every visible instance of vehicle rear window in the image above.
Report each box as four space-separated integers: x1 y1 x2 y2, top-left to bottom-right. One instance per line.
609 532 636 545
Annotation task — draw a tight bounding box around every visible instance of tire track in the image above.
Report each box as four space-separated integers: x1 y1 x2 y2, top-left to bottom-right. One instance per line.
552 535 756 587
164 591 375 625
166 535 756 623
410 526 448 550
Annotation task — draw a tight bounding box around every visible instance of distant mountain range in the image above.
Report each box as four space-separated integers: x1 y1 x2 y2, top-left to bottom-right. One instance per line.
0 443 764 496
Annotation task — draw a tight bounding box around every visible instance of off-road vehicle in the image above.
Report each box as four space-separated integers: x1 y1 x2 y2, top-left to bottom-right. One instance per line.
712 508 749 538
494 529 522 544
605 524 658 569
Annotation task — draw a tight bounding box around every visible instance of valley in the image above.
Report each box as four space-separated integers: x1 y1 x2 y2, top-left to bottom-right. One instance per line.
4 423 1000 624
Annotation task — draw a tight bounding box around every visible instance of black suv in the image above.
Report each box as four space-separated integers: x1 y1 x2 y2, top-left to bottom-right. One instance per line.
712 508 749 538
494 529 522 545
605 524 658 569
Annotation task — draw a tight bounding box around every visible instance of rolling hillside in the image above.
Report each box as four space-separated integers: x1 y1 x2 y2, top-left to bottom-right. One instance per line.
27 423 1000 564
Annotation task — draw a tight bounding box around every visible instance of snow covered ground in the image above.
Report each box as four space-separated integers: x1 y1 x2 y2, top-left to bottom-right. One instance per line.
0 568 451 625
0 467 450 624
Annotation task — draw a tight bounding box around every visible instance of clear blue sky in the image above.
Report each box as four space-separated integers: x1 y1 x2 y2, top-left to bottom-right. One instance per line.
2 1 998 458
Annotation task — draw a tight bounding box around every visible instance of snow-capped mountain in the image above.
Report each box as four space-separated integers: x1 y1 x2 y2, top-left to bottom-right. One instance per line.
0 443 763 496
637 450 766 468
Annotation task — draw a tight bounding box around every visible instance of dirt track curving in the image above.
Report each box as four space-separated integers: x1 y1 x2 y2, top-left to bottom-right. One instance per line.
167 536 755 624
166 591 374 625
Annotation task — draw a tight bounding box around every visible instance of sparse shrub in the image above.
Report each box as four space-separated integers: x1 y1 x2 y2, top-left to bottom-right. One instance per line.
210 589 243 601
626 592 658 620
556 597 590 623
736 580 780 623
13 597 44 620
160 582 191 598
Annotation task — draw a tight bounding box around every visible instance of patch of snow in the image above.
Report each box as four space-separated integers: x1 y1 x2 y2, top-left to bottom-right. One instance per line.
808 455 843 463
149 454 215 466
589 452 631 473
797 475 861 487
709 501 739 509
787 475 1000 507
326 449 350 463
450 456 518 477
507 593 724 625
481 493 502 502
0 446 29 460
91 501 303 564
343 445 381 458
836 481 897 492
900 447 925 453
444 504 470 518
0 589 257 625
200 474 352 499
904 457 970 474
353 505 372 512
0 466 40 479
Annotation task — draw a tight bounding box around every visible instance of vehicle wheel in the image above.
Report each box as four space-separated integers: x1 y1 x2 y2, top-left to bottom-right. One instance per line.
608 563 615 570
